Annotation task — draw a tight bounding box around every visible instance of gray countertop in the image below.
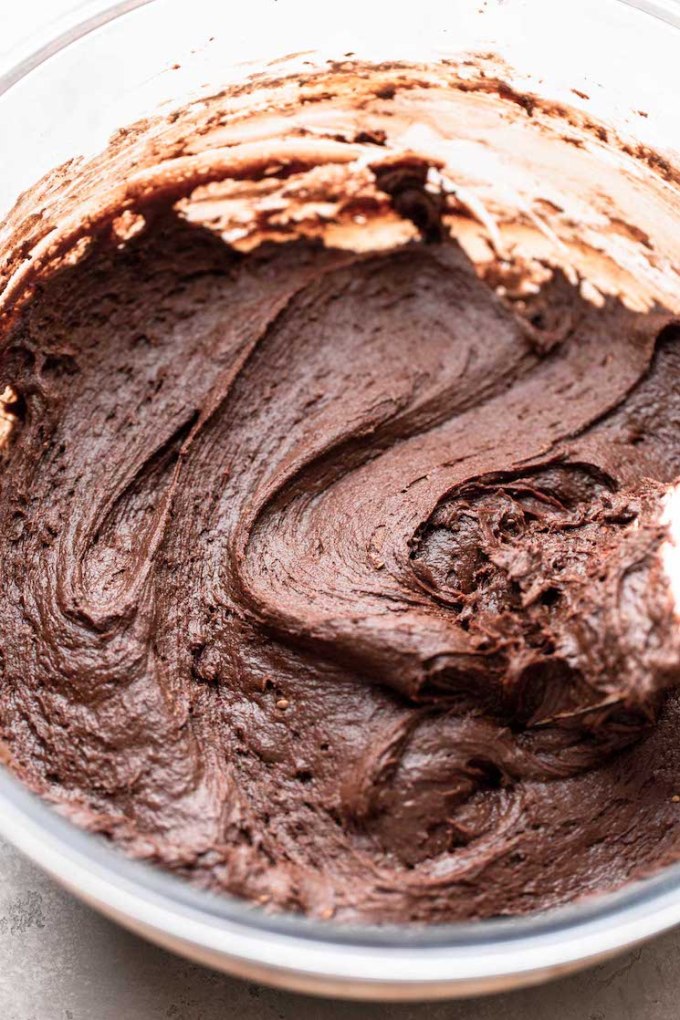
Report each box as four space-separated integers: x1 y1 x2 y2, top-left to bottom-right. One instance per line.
0 838 677 1020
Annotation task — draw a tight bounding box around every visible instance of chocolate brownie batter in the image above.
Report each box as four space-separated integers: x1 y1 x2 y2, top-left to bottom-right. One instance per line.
1 197 680 923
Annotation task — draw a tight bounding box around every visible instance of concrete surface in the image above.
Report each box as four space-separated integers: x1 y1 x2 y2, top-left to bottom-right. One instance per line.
0 837 678 1020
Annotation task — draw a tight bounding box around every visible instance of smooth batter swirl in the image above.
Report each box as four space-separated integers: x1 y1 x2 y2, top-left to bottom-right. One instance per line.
1 200 680 923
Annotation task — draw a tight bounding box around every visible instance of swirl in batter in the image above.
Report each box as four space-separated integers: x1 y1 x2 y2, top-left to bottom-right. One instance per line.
1 199 680 922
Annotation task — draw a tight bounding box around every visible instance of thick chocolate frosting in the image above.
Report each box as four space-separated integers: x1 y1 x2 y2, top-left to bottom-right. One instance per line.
1 195 680 923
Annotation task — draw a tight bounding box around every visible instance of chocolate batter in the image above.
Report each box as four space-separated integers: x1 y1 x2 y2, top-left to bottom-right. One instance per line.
1 197 680 923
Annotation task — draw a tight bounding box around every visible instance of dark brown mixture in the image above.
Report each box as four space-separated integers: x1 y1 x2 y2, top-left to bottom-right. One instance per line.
1 202 679 923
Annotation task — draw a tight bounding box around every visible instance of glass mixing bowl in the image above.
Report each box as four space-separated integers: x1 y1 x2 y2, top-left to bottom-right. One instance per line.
1 0 680 999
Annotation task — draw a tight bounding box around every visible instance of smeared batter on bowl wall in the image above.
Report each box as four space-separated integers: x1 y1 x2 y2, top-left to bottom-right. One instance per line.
1 62 680 923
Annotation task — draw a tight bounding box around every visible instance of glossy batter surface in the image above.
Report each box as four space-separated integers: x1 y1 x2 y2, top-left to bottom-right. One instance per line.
1 209 680 922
